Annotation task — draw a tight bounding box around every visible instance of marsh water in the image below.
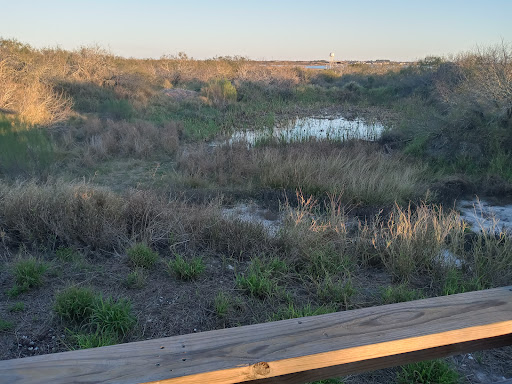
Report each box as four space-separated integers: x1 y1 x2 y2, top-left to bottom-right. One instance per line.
223 116 385 146
458 198 512 234
221 202 283 237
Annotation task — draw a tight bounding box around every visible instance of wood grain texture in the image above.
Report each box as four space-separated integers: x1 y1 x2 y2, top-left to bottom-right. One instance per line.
0 287 511 384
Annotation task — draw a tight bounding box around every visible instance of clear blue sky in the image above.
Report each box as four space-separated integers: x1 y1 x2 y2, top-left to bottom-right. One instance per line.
1 0 511 61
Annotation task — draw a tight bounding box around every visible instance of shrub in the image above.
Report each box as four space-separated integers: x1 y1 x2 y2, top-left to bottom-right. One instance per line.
201 79 237 107
54 286 97 323
127 243 159 269
167 254 205 280
0 180 188 251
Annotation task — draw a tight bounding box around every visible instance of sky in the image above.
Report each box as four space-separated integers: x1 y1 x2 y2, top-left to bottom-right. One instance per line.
1 0 511 61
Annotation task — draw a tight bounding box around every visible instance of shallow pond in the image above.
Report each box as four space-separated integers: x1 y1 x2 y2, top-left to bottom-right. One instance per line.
458 198 512 234
224 116 385 146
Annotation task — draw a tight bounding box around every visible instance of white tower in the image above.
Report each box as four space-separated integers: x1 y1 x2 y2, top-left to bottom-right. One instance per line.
329 52 335 69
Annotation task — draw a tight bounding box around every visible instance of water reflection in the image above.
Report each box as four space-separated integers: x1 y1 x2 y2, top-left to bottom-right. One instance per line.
226 116 384 146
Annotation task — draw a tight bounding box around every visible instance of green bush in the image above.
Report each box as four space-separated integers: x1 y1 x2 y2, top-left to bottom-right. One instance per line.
201 79 237 106
54 286 97 323
127 243 159 269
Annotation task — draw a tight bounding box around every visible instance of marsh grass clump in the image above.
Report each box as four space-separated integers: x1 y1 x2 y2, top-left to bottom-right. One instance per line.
178 142 426 205
397 359 460 384
376 203 467 283
55 287 136 348
10 257 47 295
468 229 512 288
127 243 159 269
167 254 205 280
54 286 97 324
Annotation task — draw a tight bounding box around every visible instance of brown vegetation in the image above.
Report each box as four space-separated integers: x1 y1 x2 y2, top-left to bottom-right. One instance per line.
178 141 426 204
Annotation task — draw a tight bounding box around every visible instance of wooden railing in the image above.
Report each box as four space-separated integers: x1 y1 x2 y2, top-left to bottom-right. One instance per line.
1 286 511 384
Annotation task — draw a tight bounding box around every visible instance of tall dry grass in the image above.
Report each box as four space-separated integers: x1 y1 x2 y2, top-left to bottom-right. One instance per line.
279 193 512 289
374 203 467 282
178 142 426 205
0 180 275 257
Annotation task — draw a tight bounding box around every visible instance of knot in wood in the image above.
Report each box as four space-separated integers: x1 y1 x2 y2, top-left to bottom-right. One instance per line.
252 361 271 376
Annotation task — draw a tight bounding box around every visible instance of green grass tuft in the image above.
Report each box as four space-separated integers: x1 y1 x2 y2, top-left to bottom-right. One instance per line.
127 243 159 269
167 254 205 280
381 284 424 304
8 302 25 312
397 359 460 384
10 258 47 295
214 291 231 318
124 268 148 289
73 330 120 349
90 296 136 337
0 319 14 331
271 303 337 321
54 286 97 323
